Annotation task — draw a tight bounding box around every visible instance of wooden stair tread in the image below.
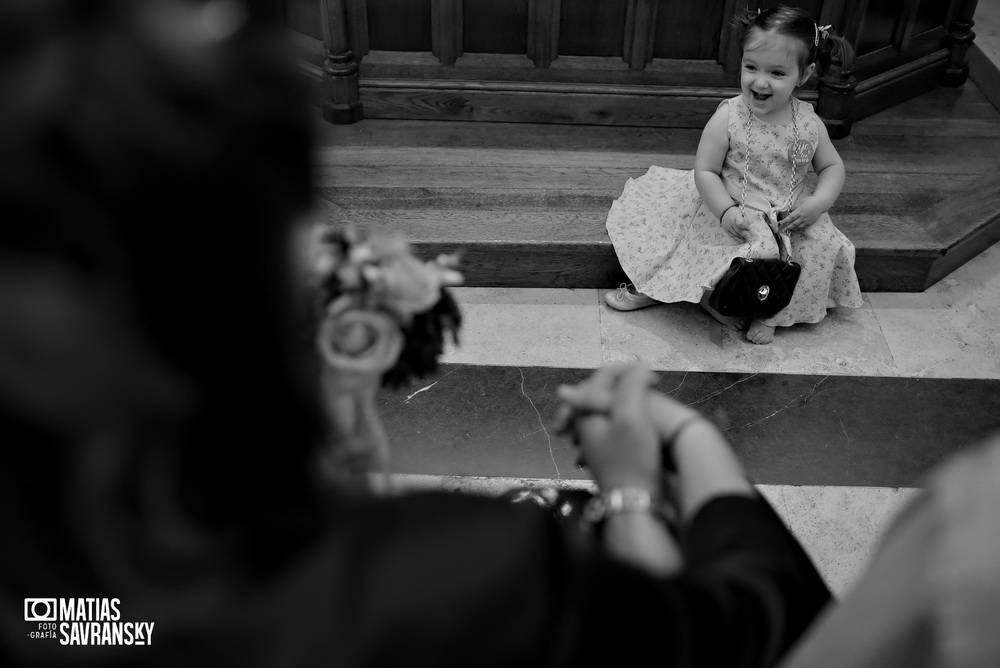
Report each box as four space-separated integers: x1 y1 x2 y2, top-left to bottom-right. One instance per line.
318 200 940 250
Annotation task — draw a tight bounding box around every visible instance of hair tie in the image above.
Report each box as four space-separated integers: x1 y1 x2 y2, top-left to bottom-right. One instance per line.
814 24 832 46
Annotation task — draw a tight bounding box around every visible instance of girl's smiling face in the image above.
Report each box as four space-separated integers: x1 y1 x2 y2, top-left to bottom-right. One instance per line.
741 30 814 122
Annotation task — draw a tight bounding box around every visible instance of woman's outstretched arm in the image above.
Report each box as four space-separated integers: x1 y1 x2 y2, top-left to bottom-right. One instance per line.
556 364 683 575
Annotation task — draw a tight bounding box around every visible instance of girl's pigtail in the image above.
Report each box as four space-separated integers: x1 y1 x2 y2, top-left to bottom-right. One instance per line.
729 7 757 33
815 30 855 79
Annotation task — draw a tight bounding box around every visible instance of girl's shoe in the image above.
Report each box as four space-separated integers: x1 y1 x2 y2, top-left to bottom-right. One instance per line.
604 283 659 311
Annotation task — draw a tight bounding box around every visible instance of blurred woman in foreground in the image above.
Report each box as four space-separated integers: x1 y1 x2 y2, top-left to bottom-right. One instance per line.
0 1 829 666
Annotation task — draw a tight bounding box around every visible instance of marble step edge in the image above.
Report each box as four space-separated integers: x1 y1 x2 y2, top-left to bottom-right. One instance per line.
381 473 919 497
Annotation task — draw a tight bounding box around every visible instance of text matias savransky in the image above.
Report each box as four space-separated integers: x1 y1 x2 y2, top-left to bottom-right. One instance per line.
24 597 155 646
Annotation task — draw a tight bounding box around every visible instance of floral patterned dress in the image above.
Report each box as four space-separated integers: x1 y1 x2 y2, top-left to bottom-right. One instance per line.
605 95 863 327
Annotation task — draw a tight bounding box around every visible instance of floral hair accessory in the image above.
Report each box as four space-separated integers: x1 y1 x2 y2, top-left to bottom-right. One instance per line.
815 23 832 46
310 225 463 389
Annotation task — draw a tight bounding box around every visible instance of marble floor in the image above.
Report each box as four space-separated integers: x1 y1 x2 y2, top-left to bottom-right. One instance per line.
376 13 1000 598
382 238 1000 596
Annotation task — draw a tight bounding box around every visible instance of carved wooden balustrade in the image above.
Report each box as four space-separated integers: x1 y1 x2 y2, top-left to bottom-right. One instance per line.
282 0 980 137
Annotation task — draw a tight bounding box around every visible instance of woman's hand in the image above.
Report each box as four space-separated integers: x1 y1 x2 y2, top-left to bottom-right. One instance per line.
555 365 754 519
721 206 751 241
555 364 684 575
780 196 824 233
554 364 661 492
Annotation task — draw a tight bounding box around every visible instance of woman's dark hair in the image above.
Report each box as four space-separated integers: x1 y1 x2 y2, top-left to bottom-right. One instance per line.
732 6 855 79
0 0 327 596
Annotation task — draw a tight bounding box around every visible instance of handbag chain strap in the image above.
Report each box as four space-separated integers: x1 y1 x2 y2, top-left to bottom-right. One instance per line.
738 98 802 260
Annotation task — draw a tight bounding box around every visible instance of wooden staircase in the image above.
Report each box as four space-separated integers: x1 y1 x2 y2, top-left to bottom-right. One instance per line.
314 82 1000 292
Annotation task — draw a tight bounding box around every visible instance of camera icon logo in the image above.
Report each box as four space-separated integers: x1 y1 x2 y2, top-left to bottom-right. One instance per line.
24 599 57 622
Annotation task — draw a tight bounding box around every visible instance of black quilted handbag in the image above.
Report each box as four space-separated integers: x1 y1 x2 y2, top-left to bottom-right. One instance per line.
708 230 800 320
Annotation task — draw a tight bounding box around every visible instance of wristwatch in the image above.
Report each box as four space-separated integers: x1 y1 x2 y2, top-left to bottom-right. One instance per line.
583 487 669 525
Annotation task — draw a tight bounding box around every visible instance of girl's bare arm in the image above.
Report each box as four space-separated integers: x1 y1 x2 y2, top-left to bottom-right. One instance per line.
782 122 845 232
693 105 738 220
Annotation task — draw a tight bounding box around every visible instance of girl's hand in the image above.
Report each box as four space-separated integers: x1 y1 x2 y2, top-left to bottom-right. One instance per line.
721 206 750 241
780 196 824 233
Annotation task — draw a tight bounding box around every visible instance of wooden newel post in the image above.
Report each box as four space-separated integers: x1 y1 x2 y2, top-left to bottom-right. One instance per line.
319 0 362 124
817 67 857 140
942 0 979 87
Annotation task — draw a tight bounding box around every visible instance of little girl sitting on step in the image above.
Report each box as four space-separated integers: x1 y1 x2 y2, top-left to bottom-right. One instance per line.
604 6 863 345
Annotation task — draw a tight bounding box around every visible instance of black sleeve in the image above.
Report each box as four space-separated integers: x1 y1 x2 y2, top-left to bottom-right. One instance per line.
570 494 832 668
331 491 585 667
334 491 828 668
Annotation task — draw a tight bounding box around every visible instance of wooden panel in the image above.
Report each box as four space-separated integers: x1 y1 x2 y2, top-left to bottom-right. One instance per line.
853 50 948 119
463 0 528 54
358 51 731 86
402 242 940 292
817 0 845 27
358 81 729 127
304 0 979 132
288 29 327 67
855 26 946 74
798 0 827 24
322 209 613 242
284 0 323 39
853 250 940 292
315 115 705 151
857 0 908 56
559 0 627 57
839 0 871 47
653 1 722 60
913 0 951 35
927 223 1000 287
969 44 1000 114
411 241 629 289
366 0 432 51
